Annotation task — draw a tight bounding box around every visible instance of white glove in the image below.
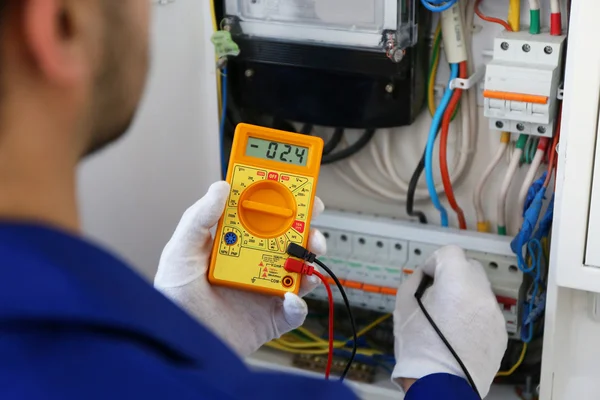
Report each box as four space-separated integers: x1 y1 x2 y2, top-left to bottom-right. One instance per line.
154 181 326 357
392 245 508 398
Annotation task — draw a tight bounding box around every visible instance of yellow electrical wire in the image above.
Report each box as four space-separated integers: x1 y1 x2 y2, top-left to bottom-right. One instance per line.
496 343 528 377
210 0 222 116
428 22 443 117
264 341 385 357
507 0 521 32
273 314 392 350
542 237 550 264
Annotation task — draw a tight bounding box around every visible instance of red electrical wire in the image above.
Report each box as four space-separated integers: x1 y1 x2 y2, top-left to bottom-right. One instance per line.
440 61 468 230
551 10 562 36
475 0 513 31
313 270 334 380
544 104 562 188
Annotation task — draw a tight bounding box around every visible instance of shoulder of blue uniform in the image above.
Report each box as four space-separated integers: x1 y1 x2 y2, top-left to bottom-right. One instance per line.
0 222 245 372
405 374 480 400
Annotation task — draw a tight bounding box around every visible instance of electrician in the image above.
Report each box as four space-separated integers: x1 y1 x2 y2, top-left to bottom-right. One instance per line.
0 1 507 399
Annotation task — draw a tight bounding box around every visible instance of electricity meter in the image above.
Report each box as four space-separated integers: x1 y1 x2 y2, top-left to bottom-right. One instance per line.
221 0 429 129
224 0 417 54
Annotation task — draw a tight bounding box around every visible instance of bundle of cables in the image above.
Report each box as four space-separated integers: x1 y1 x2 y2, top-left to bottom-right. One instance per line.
422 2 470 228
266 313 394 377
510 105 560 345
405 0 479 226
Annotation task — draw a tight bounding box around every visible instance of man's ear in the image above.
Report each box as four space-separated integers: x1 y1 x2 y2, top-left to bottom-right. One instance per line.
22 0 87 86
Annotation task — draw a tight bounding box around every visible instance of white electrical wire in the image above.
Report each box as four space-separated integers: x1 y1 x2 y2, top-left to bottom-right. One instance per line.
505 140 516 164
347 157 404 199
497 148 523 231
473 139 509 227
331 137 407 202
332 165 391 202
550 0 560 13
380 132 414 192
333 126 464 203
464 0 478 152
516 147 544 221
529 0 541 11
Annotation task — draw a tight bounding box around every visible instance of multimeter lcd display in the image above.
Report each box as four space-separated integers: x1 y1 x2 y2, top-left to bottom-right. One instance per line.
245 137 309 166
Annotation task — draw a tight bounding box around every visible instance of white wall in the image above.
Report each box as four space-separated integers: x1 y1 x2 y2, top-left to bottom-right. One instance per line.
77 0 220 280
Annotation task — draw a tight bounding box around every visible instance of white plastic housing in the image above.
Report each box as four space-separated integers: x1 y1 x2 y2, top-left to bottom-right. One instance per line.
224 0 417 51
484 31 566 138
310 211 524 338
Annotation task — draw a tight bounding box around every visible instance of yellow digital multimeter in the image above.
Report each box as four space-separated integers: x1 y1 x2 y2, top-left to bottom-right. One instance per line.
209 123 324 297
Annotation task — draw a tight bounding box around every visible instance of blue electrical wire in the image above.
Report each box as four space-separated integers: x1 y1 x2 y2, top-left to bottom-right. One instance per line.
511 172 554 343
425 63 459 227
420 0 459 12
220 67 228 180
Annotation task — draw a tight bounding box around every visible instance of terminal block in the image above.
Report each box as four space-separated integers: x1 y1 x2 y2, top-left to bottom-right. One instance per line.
483 31 566 138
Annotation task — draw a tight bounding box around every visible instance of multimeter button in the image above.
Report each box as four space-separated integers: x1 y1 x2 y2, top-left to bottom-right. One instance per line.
224 232 238 245
291 220 305 234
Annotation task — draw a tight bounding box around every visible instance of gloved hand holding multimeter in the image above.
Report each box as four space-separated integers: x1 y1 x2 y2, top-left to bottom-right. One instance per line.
154 179 327 357
155 124 327 356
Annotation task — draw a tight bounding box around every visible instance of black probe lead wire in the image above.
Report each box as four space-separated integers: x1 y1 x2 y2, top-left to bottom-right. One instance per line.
415 276 481 399
313 258 357 381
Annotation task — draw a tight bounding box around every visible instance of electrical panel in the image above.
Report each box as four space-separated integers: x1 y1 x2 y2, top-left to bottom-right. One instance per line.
221 0 429 129
310 211 523 338
483 31 566 138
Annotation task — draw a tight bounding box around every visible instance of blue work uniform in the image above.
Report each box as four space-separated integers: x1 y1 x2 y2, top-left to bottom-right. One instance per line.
0 223 478 399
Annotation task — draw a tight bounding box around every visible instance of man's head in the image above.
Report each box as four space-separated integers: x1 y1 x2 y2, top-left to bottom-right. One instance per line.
0 0 151 230
0 0 151 157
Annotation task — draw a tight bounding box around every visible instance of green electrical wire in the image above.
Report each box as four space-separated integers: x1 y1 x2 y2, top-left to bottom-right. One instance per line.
530 9 541 34
528 137 539 163
428 24 460 121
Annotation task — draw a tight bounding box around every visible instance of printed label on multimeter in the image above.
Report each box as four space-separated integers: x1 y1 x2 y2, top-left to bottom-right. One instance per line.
209 124 324 297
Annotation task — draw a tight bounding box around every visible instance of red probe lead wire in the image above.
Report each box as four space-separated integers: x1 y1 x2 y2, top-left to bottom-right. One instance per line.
313 271 334 379
284 258 334 380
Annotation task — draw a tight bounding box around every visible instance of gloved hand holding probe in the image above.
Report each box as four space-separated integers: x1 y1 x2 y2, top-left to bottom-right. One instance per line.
393 245 508 399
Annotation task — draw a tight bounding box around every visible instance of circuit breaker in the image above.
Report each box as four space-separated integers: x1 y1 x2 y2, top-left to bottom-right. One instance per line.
310 211 524 338
483 31 566 138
